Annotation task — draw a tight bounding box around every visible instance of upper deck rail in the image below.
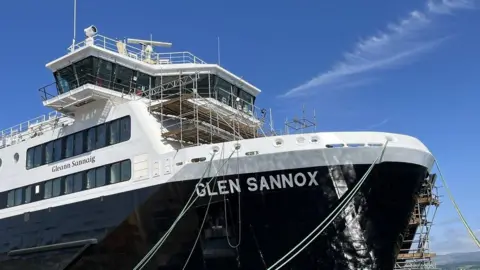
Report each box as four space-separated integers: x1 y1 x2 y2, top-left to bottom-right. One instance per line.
0 111 69 149
69 35 207 65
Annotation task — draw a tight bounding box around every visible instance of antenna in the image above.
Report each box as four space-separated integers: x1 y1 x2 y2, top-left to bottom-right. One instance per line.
127 38 172 63
217 36 221 65
72 0 77 52
127 38 172 48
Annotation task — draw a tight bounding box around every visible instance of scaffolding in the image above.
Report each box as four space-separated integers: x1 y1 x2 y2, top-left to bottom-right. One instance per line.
394 174 440 270
134 72 271 147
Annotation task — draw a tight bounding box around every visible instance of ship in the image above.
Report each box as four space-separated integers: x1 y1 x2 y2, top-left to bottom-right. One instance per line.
0 25 436 270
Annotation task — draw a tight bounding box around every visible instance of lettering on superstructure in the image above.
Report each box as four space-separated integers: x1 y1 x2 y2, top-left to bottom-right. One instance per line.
195 171 319 197
51 156 96 173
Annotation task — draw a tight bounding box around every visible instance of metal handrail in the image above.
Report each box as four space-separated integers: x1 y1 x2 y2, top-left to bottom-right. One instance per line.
38 73 138 101
70 35 206 65
0 111 66 143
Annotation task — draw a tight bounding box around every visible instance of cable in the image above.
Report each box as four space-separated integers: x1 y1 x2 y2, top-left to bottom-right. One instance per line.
133 148 237 270
434 159 480 248
267 141 389 270
181 170 219 269
224 144 242 248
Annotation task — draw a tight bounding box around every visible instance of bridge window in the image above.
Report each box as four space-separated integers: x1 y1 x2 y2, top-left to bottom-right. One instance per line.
93 58 113 88
113 65 133 93
75 57 94 85
239 90 254 114
55 65 76 94
134 71 151 92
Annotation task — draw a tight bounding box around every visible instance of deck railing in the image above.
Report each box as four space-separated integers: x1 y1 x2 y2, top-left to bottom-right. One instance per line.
69 35 207 65
0 111 67 149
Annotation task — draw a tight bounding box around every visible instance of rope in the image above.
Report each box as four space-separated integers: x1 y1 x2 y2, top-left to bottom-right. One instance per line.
267 141 389 270
224 145 242 249
181 170 219 269
133 147 237 270
434 159 480 248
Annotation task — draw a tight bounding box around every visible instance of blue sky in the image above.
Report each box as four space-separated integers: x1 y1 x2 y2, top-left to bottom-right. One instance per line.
0 0 479 254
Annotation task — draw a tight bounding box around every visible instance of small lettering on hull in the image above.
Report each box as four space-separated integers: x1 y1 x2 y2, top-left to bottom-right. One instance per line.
51 156 96 173
195 171 319 197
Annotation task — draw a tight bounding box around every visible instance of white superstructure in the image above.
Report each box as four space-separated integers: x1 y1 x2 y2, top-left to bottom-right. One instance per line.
0 26 434 216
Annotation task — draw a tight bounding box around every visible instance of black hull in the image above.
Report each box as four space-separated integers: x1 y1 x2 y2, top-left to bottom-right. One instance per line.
0 162 428 270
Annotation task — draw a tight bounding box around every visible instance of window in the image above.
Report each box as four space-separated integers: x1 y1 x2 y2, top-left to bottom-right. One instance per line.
109 119 120 145
215 77 232 105
44 180 52 199
87 128 96 151
73 172 83 192
27 116 130 170
96 166 106 187
65 175 73 194
4 159 132 209
86 169 95 189
53 178 61 197
112 65 133 93
239 90 254 114
74 132 84 155
93 58 113 88
120 117 131 142
7 191 14 207
74 57 94 86
96 124 106 149
14 189 22 206
53 139 63 162
45 141 54 164
110 163 120 184
25 186 32 203
121 160 131 181
65 135 74 158
55 65 77 94
34 145 44 167
26 148 34 169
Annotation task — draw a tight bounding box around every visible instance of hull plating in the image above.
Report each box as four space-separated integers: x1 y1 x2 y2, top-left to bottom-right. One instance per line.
0 162 427 270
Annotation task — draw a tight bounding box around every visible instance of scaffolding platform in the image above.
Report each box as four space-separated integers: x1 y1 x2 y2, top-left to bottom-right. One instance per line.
394 174 439 270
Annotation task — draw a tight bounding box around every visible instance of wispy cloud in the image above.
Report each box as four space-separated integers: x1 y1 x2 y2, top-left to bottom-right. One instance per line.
282 0 474 97
362 118 390 130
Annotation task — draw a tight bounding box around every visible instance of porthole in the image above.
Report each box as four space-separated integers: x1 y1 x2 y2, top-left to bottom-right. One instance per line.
233 143 241 151
14 153 19 163
0 158 2 167
211 145 220 154
311 136 319 143
274 138 284 147
296 136 306 144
